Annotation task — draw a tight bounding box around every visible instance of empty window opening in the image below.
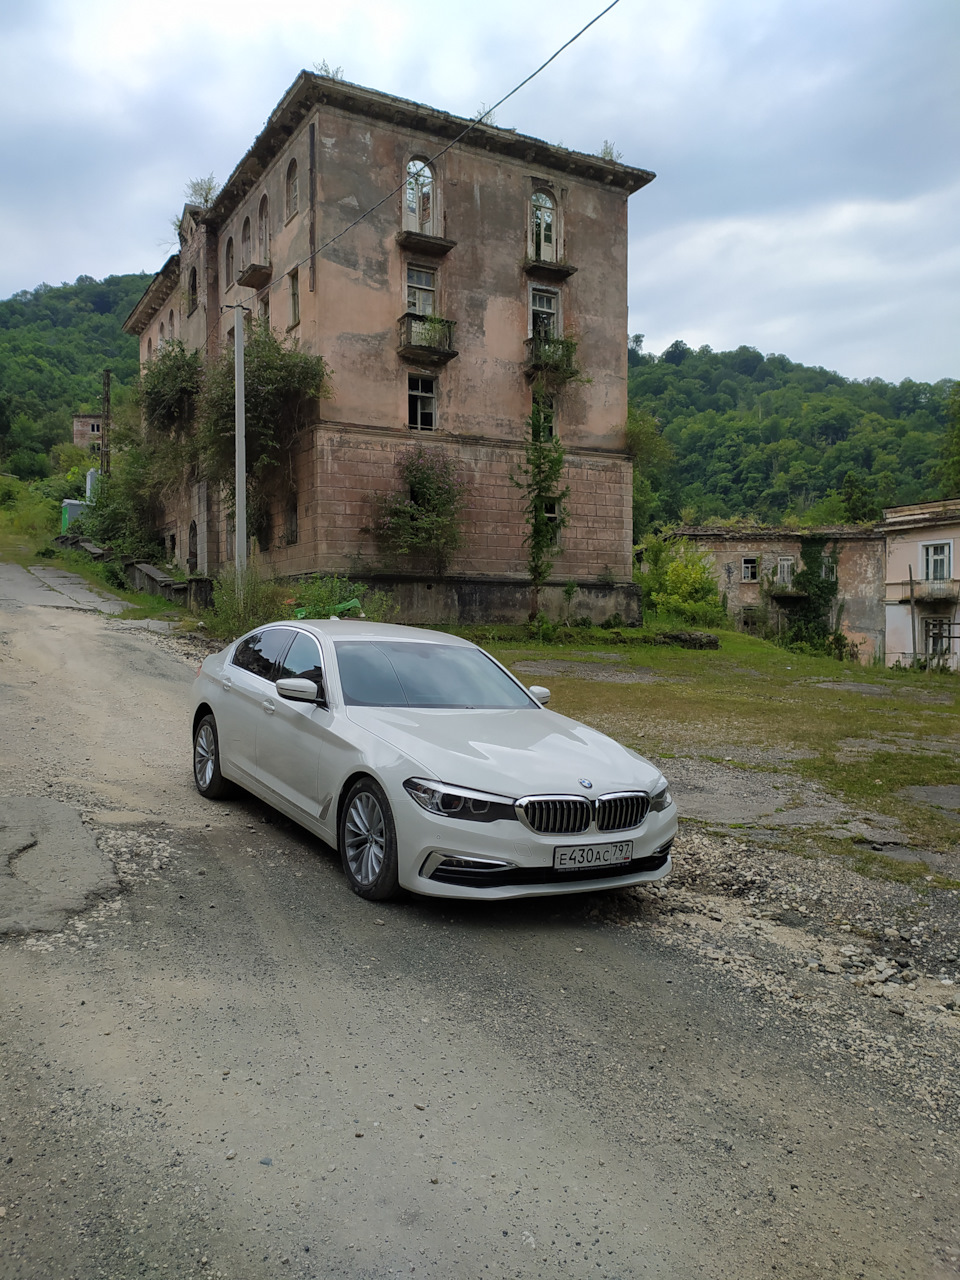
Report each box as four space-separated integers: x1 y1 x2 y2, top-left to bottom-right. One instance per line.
240 217 252 268
187 266 198 314
258 293 270 326
821 557 837 581
742 557 758 582
90 422 100 433
285 497 299 546
405 159 435 235
168 308 175 336
543 501 559 543
532 190 556 263
924 542 950 581
146 337 153 360
159 322 165 342
225 236 235 287
285 159 299 220
289 269 300 327
408 375 436 430
531 289 558 340
925 618 951 656
407 265 436 315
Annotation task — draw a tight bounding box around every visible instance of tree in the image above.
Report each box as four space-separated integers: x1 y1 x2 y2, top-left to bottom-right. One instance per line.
511 396 569 616
374 444 468 577
184 175 220 208
941 381 960 496
840 470 881 522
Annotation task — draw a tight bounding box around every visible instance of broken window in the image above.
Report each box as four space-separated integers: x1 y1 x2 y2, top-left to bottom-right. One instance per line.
741 557 758 582
821 556 837 581
543 501 560 544
225 236 235 287
408 375 436 430
240 217 251 268
924 542 950 581
925 618 950 656
404 159 435 235
258 293 270 326
285 159 299 220
187 266 198 314
532 190 556 263
531 289 558 339
776 556 795 586
406 265 436 315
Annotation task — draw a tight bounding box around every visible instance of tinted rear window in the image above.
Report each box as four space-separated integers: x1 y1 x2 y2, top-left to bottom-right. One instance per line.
334 641 534 709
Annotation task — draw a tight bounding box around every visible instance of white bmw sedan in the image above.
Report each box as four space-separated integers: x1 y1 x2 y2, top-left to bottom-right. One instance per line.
191 620 677 901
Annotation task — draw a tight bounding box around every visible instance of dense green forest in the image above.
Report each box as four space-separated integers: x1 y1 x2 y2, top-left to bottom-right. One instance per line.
0 273 148 478
627 338 956 532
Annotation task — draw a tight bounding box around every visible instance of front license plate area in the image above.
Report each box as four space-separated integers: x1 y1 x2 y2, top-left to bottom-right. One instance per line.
553 840 634 871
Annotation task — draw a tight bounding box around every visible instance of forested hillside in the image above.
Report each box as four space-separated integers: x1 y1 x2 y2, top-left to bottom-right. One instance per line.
627 339 956 532
0 273 148 477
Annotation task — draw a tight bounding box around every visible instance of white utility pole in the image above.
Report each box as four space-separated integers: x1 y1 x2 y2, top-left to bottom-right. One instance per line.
234 306 247 580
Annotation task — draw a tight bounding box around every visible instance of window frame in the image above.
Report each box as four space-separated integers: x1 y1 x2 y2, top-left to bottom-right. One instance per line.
187 266 198 315
741 556 759 582
406 263 437 316
285 158 299 222
224 236 235 288
288 268 300 328
923 541 951 582
408 374 437 431
530 285 559 340
776 555 795 586
404 158 437 236
530 189 558 263
240 217 252 269
257 195 270 265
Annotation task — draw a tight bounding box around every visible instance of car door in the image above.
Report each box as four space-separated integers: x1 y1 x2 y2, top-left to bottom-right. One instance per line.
216 627 297 782
256 629 335 817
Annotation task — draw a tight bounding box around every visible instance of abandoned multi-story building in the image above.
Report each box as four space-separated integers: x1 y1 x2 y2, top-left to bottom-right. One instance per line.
72 414 102 457
123 72 654 619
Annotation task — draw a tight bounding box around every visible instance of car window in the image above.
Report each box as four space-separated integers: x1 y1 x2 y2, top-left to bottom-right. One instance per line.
277 632 325 691
231 628 295 680
334 641 535 709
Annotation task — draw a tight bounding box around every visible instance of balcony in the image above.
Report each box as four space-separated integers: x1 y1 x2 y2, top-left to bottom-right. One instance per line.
767 583 807 600
397 313 458 365
891 578 959 604
237 261 272 289
523 335 580 381
395 230 457 257
523 257 578 284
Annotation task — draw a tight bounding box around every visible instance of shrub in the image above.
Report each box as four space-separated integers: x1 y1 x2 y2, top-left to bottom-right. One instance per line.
294 574 395 622
204 565 291 639
374 444 467 577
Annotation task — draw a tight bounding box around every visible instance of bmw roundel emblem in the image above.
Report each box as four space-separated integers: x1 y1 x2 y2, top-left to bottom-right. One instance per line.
579 778 593 789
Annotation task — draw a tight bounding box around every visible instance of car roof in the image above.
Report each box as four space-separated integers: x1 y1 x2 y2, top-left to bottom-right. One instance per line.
268 619 476 647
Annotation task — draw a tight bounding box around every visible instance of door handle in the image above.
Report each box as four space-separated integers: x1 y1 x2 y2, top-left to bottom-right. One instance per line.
221 677 233 691
261 699 275 715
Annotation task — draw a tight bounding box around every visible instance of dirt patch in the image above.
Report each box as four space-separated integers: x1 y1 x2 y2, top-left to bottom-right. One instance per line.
815 679 953 705
513 658 662 683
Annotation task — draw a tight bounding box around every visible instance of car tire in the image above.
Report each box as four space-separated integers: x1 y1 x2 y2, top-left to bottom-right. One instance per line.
193 713 233 800
339 777 400 901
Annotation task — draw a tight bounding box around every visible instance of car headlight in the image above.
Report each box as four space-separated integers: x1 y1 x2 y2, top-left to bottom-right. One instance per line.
649 781 673 812
403 778 517 823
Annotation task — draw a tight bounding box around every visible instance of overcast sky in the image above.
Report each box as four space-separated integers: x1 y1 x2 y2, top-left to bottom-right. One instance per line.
1 0 957 384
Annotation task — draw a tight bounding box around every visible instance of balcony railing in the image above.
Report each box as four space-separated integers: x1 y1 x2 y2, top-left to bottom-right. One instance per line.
397 313 458 364
891 578 959 603
523 335 580 380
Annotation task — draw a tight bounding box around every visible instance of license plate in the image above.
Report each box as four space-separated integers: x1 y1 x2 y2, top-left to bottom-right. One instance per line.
553 840 634 871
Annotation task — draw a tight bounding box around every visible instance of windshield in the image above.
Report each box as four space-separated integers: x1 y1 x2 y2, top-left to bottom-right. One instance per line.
334 641 536 709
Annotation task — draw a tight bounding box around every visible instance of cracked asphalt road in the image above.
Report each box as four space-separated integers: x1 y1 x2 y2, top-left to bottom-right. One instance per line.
1 574 959 1280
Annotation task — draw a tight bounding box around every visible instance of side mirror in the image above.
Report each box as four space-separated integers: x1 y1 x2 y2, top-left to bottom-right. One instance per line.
528 685 551 705
276 676 324 704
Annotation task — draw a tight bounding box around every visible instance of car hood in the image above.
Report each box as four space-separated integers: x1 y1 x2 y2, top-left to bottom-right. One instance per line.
344 705 662 798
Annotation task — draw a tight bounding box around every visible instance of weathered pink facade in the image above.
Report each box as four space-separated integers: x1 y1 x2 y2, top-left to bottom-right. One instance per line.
72 413 102 457
882 500 960 669
123 73 654 618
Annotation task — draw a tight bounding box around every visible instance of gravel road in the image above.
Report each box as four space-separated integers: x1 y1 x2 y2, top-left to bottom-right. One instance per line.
1 570 958 1280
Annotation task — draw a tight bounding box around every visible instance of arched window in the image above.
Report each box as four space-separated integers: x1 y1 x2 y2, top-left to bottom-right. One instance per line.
285 159 299 220
404 158 435 235
159 321 165 343
240 217 251 268
258 195 270 264
146 337 153 360
187 266 198 313
168 308 175 336
532 190 556 263
224 237 234 287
